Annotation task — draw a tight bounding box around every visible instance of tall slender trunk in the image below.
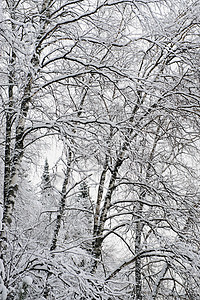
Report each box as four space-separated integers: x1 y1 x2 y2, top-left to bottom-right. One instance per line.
50 150 72 251
42 152 71 299
3 49 16 205
3 75 32 227
92 157 123 273
0 4 16 298
135 201 143 300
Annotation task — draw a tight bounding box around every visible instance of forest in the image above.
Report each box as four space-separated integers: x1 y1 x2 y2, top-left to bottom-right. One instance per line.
0 0 200 299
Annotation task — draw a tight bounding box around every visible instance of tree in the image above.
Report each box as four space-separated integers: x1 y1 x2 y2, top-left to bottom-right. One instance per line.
0 0 199 299
41 158 57 216
41 158 51 192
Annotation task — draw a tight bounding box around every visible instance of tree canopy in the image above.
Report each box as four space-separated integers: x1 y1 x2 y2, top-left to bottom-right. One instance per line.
0 0 200 299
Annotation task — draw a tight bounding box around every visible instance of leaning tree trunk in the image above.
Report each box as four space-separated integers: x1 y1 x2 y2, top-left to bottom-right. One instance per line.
50 151 72 251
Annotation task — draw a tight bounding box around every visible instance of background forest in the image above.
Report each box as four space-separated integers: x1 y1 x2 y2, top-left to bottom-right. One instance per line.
0 0 200 299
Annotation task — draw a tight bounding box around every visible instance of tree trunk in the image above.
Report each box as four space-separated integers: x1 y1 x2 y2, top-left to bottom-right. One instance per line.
50 151 72 251
135 201 143 300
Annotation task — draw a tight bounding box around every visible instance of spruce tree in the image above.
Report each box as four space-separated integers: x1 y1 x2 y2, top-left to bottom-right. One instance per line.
78 180 93 249
41 158 56 216
41 158 51 194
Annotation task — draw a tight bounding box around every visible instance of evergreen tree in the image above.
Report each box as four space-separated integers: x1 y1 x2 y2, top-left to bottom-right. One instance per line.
41 158 57 222
41 158 51 193
78 180 93 239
